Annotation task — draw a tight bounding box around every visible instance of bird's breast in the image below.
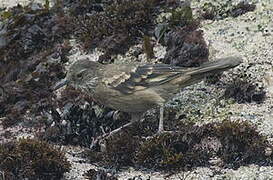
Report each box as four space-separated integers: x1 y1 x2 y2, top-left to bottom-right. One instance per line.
93 85 165 113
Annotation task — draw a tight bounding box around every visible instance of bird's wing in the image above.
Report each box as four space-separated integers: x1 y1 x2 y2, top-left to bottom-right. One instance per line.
101 56 242 94
102 63 185 94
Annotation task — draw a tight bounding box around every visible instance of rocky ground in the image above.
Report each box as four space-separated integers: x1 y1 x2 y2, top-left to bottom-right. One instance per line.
1 0 273 179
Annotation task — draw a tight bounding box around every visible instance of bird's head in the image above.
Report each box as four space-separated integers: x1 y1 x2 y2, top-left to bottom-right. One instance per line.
53 59 102 93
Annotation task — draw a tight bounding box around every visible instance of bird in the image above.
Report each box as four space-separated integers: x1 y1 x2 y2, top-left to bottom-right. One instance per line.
53 56 242 135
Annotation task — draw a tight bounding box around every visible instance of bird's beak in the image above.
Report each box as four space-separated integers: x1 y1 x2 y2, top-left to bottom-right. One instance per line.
52 78 69 90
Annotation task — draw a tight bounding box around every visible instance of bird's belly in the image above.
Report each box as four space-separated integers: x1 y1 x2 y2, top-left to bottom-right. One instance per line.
94 88 165 113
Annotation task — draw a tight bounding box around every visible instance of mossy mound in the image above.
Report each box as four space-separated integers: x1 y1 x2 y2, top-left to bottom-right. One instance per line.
86 120 273 171
136 120 272 170
0 138 71 180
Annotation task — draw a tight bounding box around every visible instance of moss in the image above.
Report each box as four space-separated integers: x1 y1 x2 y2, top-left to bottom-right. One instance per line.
85 132 139 169
168 3 193 27
135 120 273 170
224 73 266 104
102 131 140 167
0 3 72 62
71 0 171 59
135 127 210 170
215 120 270 168
82 112 272 171
0 138 71 180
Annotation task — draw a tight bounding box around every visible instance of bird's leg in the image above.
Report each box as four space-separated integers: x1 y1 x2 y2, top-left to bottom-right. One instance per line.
104 113 141 137
156 106 178 136
158 106 164 133
91 113 143 150
131 113 142 123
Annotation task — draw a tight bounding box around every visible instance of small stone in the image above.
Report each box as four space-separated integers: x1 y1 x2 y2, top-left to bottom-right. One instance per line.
265 147 272 157
61 120 67 126
209 157 223 166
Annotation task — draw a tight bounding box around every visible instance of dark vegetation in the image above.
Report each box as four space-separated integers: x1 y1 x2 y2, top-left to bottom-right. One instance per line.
224 67 266 103
84 120 273 171
0 138 70 180
200 1 256 20
84 168 118 180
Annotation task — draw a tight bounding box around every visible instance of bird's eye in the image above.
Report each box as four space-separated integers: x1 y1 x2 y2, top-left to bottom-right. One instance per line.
75 69 86 79
76 73 83 78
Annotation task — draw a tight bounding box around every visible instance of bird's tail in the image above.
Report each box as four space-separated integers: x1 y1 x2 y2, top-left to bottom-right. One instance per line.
170 56 243 88
186 56 242 77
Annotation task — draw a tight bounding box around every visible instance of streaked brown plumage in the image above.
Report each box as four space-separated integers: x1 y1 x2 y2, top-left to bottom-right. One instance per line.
54 56 242 133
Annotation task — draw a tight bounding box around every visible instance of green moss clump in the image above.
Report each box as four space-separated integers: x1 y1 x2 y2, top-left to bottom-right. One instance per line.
0 138 71 180
169 4 193 27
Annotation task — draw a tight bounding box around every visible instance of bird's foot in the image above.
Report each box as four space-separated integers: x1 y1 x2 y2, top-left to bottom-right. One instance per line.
157 129 172 135
144 129 175 140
